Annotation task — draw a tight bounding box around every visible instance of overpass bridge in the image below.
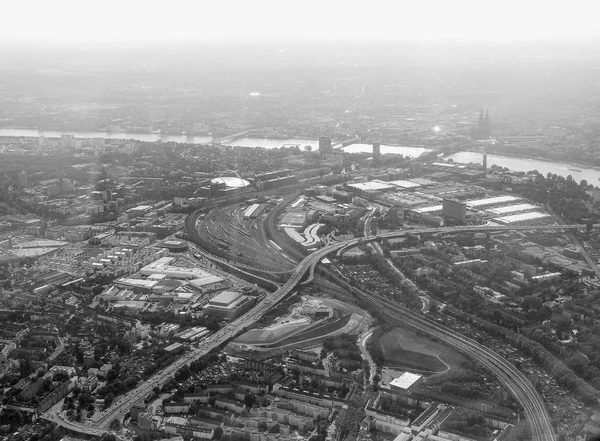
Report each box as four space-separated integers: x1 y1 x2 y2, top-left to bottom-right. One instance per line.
218 129 256 145
332 137 361 149
46 222 585 439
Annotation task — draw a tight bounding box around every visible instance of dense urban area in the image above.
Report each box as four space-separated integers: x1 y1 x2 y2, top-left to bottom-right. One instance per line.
3 39 600 441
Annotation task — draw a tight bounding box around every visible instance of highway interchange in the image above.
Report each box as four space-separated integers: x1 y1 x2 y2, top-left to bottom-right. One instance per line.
42 221 588 439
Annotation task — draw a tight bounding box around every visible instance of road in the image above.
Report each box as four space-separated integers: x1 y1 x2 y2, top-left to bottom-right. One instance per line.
44 221 580 438
549 210 600 278
363 291 555 441
43 409 106 437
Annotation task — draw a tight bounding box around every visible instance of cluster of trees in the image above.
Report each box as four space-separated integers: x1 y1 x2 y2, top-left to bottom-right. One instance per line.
319 213 364 237
288 369 350 398
174 351 223 383
10 348 47 365
379 397 420 420
368 253 423 310
440 382 486 400
322 334 362 361
514 171 596 223
0 408 30 431
366 326 391 367
119 309 221 333
63 389 96 421
376 208 403 230
23 423 66 441
442 409 492 439
450 307 600 405
95 363 139 407
308 422 329 441
426 367 519 410
521 324 600 388
340 243 423 312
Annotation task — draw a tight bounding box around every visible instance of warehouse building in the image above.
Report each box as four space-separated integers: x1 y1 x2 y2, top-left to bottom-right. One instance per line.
203 290 256 319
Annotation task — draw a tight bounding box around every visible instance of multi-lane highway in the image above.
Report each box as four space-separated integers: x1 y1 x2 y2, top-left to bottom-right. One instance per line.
44 222 583 438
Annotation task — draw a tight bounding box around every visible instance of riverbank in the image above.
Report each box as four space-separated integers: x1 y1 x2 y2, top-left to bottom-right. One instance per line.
447 150 600 187
483 150 600 173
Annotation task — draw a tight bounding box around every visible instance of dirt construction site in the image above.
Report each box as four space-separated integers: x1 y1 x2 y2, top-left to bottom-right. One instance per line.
225 296 371 360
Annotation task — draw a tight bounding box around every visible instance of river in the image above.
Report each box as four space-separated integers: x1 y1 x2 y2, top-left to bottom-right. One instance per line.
0 128 427 157
340 143 429 158
223 136 318 150
447 151 599 185
2 127 596 182
0 128 323 150
0 128 213 144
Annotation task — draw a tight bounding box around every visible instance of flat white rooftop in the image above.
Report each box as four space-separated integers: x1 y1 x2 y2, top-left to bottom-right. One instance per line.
390 372 422 390
116 278 158 289
494 211 551 224
413 204 443 213
389 180 421 189
467 195 521 207
128 204 152 211
488 203 538 215
409 178 437 186
210 290 243 307
141 256 223 282
189 275 225 288
347 180 395 192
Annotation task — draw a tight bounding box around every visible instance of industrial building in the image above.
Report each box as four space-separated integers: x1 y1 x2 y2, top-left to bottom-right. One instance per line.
373 142 381 162
410 162 422 177
258 176 298 191
487 203 538 215
466 195 521 208
413 205 443 214
140 257 224 281
442 198 467 222
389 372 423 391
389 180 421 189
493 211 551 224
203 290 256 319
254 169 293 182
243 203 267 220
319 137 332 155
347 180 396 194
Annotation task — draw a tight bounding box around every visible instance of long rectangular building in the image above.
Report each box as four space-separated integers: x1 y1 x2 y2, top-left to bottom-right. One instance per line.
243 203 266 219
203 291 256 319
467 195 521 208
488 203 538 215
493 211 551 224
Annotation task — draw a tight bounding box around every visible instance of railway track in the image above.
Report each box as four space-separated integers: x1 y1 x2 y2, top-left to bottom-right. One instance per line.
187 211 571 440
363 291 554 441
55 219 570 438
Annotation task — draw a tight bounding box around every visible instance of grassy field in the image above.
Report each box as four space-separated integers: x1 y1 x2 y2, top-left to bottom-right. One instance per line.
378 327 468 374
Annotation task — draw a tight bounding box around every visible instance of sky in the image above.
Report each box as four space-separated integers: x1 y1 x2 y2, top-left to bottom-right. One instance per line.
2 0 599 44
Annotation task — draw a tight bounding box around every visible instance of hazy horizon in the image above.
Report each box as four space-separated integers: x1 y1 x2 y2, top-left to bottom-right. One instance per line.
3 0 600 44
